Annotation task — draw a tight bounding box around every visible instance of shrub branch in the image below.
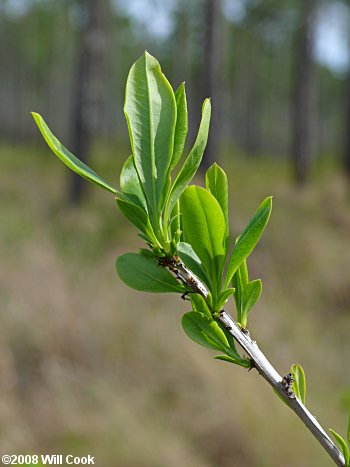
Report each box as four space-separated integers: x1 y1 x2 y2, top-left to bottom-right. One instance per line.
168 256 345 467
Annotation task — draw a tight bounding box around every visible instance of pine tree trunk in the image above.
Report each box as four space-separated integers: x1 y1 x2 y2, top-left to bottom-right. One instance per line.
290 0 317 185
69 0 109 204
201 0 222 170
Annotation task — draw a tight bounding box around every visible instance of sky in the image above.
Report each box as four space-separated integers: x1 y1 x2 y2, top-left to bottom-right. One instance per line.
314 0 350 73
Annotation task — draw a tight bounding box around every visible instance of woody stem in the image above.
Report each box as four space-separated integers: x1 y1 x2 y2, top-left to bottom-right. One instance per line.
166 256 345 467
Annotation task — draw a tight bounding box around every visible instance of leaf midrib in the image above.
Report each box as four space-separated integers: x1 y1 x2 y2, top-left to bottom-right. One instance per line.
144 56 157 215
195 190 215 262
140 269 182 291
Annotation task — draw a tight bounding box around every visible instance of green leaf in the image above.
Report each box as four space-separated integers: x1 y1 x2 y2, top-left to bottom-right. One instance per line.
190 294 212 318
217 288 236 310
232 260 249 320
116 252 185 293
31 112 118 195
217 320 240 356
182 311 245 364
124 52 176 216
214 355 251 368
348 413 350 446
182 311 230 352
170 200 181 240
329 429 350 466
291 364 306 405
120 155 147 210
180 186 226 289
225 197 272 288
241 279 262 327
205 163 229 225
239 259 249 286
177 242 210 288
171 83 188 169
116 199 158 245
165 98 211 221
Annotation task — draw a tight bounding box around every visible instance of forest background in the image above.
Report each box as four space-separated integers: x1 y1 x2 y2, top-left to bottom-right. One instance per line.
1 1 350 466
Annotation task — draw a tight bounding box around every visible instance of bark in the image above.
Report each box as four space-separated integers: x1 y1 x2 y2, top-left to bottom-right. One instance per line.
290 0 317 185
69 0 109 204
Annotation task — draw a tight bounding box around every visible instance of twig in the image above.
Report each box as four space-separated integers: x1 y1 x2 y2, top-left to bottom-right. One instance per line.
168 256 345 467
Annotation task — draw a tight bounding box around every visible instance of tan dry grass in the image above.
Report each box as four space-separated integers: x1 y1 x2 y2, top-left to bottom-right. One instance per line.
1 145 350 466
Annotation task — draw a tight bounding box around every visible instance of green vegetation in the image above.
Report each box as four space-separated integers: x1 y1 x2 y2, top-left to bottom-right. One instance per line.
32 52 270 362
292 364 307 405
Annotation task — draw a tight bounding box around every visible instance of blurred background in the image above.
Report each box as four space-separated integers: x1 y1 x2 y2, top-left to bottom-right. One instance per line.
1 0 350 465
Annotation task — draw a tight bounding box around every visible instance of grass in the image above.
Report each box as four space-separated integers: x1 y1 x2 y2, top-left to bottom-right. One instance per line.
1 142 350 466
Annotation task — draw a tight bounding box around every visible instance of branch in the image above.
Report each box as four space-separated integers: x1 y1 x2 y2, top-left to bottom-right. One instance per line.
168 256 345 467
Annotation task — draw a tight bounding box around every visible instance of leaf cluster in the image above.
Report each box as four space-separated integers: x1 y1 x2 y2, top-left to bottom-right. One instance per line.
182 295 250 367
32 51 272 366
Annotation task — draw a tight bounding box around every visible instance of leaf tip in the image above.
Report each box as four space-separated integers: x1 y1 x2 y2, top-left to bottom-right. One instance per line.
262 196 273 214
202 97 212 110
31 112 41 123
